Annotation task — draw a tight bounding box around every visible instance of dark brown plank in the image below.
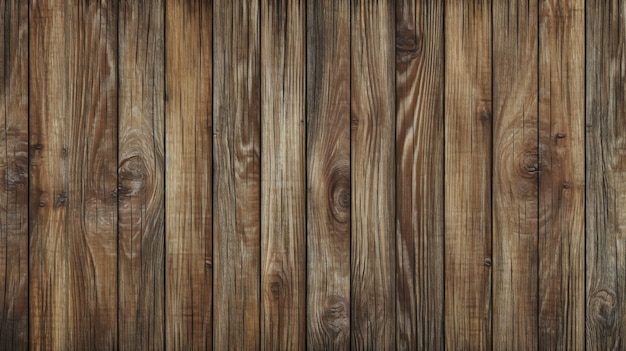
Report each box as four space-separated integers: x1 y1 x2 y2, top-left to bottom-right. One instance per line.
0 0 28 349
306 0 351 349
213 0 261 349
395 0 444 349
29 1 118 349
165 0 213 349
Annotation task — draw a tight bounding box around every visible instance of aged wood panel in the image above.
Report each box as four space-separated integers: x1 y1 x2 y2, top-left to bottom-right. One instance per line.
29 0 118 349
395 0 444 349
260 0 306 349
444 0 492 349
306 0 351 349
118 1 165 349
165 0 213 349
213 0 261 349
351 1 396 349
0 0 28 349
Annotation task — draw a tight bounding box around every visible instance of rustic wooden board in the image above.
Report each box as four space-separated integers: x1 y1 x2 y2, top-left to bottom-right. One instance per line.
0 0 28 349
306 0 351 349
213 0 261 349
395 0 444 349
444 0 492 349
165 0 213 349
29 0 119 349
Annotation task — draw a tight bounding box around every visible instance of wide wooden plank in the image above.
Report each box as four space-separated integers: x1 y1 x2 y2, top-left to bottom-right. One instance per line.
0 0 28 349
260 0 306 349
351 1 396 349
29 1 118 349
118 1 165 349
213 0 261 349
165 0 212 349
444 1 492 349
586 0 626 349
395 0 444 349
306 0 351 349
492 0 539 349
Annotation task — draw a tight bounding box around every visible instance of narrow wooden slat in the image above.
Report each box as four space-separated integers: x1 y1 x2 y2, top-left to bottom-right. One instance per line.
0 0 28 349
350 1 395 349
118 1 165 349
444 1 492 349
213 0 261 349
492 0 539 349
29 1 118 349
395 0 444 348
165 0 212 349
586 0 626 348
260 0 306 349
306 0 350 349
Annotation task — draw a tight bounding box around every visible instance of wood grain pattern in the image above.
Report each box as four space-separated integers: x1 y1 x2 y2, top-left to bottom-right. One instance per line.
395 0 444 349
118 1 165 349
213 0 261 349
306 0 351 349
260 0 306 349
165 0 212 349
0 0 28 349
29 0 119 349
444 1 492 349
351 1 396 349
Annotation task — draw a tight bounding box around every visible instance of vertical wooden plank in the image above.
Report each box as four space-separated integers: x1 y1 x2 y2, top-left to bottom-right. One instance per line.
350 1 395 349
0 0 28 349
306 0 350 349
213 0 261 349
395 0 444 349
260 0 306 349
29 0 118 349
492 0 539 349
444 1 492 349
586 0 626 349
165 0 212 349
118 1 165 349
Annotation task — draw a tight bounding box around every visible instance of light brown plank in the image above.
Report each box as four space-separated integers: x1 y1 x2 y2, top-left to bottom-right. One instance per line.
165 0 212 349
29 0 118 349
306 0 351 349
395 0 444 349
444 1 492 349
213 0 261 349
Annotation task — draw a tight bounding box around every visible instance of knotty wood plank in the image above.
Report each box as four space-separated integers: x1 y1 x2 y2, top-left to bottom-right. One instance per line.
586 0 626 349
213 0 261 349
118 1 165 349
165 1 212 349
444 1 492 349
29 1 118 349
395 0 444 349
0 0 28 349
306 0 350 349
492 0 539 349
260 0 306 349
350 1 395 349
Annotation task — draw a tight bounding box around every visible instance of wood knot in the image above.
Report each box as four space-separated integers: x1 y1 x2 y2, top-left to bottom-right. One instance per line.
118 156 148 197
329 165 350 224
396 29 421 63
556 133 566 139
589 289 617 328
484 258 492 267
55 192 68 207
322 295 349 336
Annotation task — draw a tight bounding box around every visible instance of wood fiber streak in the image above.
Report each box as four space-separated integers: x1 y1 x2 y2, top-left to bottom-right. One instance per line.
444 1 492 349
29 0 118 349
395 0 444 349
260 0 306 349
586 0 626 349
165 0 212 349
214 0 261 349
351 1 396 349
118 1 165 349
306 0 350 350
0 0 28 349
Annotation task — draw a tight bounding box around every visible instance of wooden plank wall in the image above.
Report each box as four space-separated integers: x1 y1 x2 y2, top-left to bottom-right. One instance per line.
0 0 624 349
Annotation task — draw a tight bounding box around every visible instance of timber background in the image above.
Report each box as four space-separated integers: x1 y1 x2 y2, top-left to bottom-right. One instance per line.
0 0 623 349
